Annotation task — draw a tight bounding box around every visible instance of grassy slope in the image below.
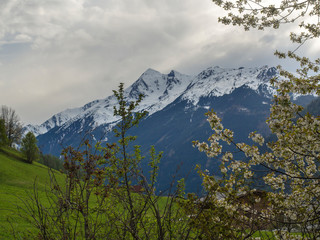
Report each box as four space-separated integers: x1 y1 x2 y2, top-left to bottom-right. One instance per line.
0 147 63 239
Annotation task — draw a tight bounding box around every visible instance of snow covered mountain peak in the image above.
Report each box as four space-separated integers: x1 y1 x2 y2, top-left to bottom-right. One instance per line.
181 65 277 104
128 68 191 98
142 68 161 76
256 66 277 81
198 66 224 79
127 68 193 114
25 65 277 137
25 107 84 136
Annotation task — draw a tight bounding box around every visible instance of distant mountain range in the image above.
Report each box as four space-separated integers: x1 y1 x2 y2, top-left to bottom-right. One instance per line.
25 65 315 192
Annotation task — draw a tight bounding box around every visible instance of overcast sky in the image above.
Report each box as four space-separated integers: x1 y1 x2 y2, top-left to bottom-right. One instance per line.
0 0 318 125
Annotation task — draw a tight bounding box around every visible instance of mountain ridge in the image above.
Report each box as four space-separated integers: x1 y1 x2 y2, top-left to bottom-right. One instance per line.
25 65 277 138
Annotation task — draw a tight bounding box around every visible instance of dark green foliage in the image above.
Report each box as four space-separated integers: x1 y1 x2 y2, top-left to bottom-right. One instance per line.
38 153 64 171
0 119 8 147
303 96 320 116
20 132 39 163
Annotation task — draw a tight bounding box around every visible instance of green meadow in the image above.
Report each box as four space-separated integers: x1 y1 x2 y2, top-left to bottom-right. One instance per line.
0 147 64 238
